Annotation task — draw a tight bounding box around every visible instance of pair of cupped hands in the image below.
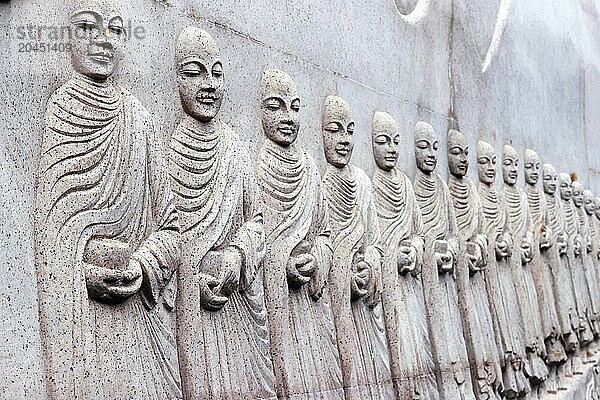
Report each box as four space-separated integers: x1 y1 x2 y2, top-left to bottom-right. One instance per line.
85 255 145 304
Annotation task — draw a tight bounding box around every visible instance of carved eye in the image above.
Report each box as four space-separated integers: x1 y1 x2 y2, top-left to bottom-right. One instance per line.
433 141 439 151
503 159 511 166
374 135 387 145
265 98 281 111
525 163 532 169
393 136 400 145
477 157 486 164
108 25 124 35
465 148 469 156
324 122 340 132
212 63 223 77
291 98 300 112
347 123 355 135
449 147 461 155
492 157 497 164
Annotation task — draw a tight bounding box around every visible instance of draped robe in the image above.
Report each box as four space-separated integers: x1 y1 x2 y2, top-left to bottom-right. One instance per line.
413 170 475 400
449 175 503 399
503 185 548 383
478 183 530 398
257 140 343 399
561 197 595 345
323 165 393 400
544 192 580 350
36 75 182 400
524 184 567 364
576 205 600 335
372 168 439 400
169 116 276 400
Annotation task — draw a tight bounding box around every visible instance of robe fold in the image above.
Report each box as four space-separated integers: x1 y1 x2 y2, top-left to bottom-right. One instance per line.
36 75 182 400
413 170 475 400
170 116 276 400
543 192 579 349
449 175 503 399
478 183 530 398
561 197 595 345
323 165 393 400
257 140 343 399
503 185 548 383
525 184 567 364
372 168 439 400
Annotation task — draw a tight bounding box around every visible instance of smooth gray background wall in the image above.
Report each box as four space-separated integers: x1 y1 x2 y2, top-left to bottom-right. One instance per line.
1 0 599 397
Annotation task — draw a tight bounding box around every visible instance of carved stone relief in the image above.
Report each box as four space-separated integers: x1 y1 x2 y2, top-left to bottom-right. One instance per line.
412 122 475 400
371 111 439 400
35 0 182 398
256 69 343 399
169 26 276 399
523 149 567 394
321 96 393 400
476 140 530 399
447 130 502 400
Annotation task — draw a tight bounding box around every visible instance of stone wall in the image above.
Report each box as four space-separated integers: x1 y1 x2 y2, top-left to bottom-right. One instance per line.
1 0 600 398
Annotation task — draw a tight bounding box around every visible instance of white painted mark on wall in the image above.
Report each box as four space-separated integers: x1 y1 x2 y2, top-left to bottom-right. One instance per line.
482 0 515 73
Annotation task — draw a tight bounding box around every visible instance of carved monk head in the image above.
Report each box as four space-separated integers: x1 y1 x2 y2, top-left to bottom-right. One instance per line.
260 69 300 146
542 164 558 195
524 149 541 185
477 140 496 185
69 0 126 80
595 197 600 219
584 190 595 215
447 129 468 177
559 173 573 201
371 111 399 171
572 181 584 208
322 95 354 168
413 121 438 174
176 26 224 122
502 145 519 186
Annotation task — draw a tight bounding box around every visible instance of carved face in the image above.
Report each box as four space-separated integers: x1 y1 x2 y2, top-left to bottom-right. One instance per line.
69 0 126 80
447 130 468 177
559 174 572 201
595 198 600 219
502 145 518 186
524 149 540 185
477 141 496 185
584 190 595 215
176 27 224 122
572 182 584 208
322 96 354 168
542 164 557 195
372 112 400 171
414 122 438 173
260 69 300 146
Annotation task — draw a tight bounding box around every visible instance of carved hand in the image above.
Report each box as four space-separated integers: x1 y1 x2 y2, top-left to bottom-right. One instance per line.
287 253 315 289
495 239 509 259
85 259 142 303
466 242 483 274
215 247 242 297
557 234 568 255
199 272 229 311
574 237 582 256
397 245 416 275
586 236 593 253
539 232 552 250
351 260 370 300
521 242 532 264
435 251 453 274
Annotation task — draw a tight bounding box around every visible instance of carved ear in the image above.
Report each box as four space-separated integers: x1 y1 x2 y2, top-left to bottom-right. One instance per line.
571 172 578 182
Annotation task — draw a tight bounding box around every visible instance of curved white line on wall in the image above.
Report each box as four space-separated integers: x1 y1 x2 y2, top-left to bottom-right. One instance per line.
482 0 515 74
394 0 431 25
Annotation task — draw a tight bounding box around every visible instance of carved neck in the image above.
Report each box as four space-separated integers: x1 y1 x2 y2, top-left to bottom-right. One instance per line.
184 114 217 137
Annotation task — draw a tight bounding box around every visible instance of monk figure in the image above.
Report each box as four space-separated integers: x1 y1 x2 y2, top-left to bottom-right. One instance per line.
447 130 502 400
595 197 600 261
501 145 548 388
542 164 579 386
321 96 393 400
412 122 475 400
523 150 567 393
476 141 529 399
169 26 276 399
257 69 343 399
573 182 600 339
559 173 595 358
35 0 182 398
371 112 439 400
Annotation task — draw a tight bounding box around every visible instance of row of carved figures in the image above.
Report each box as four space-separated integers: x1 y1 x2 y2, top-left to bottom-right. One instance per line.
33 2 600 399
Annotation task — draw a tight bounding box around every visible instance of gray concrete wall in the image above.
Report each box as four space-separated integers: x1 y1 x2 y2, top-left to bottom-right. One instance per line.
1 0 599 397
